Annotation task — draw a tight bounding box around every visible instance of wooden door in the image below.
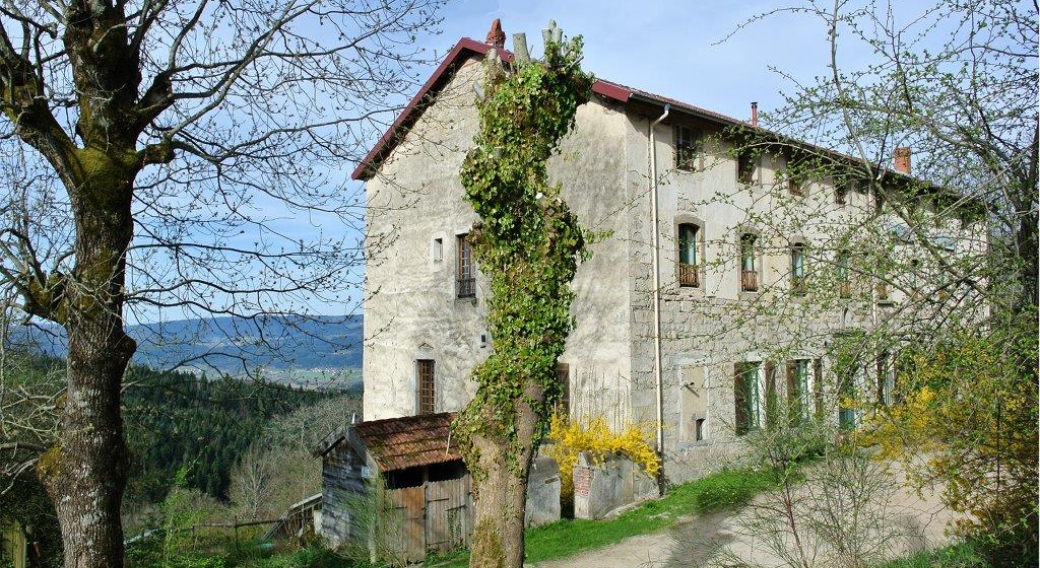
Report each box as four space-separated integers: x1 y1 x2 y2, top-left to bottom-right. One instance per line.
388 486 425 563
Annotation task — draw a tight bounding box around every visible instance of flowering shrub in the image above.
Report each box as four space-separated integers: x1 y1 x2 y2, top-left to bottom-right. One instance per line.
546 413 661 500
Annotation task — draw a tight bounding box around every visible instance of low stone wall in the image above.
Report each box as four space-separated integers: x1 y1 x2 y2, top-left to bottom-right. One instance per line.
525 456 562 527
573 452 658 519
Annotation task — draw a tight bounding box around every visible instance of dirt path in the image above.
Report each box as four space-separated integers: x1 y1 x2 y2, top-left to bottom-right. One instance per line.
530 463 959 568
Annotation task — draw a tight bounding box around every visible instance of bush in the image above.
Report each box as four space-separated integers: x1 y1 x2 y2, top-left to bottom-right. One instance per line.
545 413 660 502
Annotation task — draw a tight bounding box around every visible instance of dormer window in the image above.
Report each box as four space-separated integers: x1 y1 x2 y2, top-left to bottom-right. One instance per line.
675 125 701 171
677 223 701 288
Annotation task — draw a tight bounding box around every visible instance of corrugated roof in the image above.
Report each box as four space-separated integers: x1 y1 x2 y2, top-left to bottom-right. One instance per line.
353 412 461 472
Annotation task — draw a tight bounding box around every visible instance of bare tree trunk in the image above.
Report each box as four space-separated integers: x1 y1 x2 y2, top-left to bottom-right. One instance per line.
37 160 137 568
468 396 539 568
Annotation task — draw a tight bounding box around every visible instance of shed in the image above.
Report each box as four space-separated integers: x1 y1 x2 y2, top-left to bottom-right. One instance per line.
314 412 473 564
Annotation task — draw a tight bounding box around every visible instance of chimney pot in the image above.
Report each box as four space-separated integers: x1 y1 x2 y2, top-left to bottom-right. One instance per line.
750 102 759 127
894 147 911 174
486 19 506 49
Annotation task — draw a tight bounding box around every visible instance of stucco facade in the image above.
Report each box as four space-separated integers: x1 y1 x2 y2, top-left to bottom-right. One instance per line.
358 39 985 483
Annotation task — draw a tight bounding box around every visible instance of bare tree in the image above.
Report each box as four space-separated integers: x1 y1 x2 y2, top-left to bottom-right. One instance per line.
227 445 272 521
0 1 446 566
684 0 1037 562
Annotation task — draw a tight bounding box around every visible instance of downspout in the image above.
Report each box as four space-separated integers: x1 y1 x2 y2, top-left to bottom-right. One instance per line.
648 104 670 471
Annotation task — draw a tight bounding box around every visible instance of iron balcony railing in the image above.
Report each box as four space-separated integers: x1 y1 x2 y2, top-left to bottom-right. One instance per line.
741 269 758 292
678 263 700 288
456 277 476 298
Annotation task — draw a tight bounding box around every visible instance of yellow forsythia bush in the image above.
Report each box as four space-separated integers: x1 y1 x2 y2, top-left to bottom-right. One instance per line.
545 413 661 501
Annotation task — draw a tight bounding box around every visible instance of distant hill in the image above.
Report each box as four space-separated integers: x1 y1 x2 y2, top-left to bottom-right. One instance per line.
8 314 363 385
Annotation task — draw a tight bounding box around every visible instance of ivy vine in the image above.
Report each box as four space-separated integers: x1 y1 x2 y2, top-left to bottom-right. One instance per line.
451 35 594 479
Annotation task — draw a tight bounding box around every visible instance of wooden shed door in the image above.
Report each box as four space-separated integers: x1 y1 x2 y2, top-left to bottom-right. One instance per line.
388 486 425 563
425 475 472 552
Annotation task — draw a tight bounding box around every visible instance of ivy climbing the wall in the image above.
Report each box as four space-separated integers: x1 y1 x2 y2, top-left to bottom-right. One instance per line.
450 25 594 568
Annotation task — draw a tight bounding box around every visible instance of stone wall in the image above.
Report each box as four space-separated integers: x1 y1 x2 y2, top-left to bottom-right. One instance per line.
525 456 562 528
363 54 635 427
572 453 658 520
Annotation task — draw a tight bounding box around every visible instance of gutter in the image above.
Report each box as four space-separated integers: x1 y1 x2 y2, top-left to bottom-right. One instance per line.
648 104 670 469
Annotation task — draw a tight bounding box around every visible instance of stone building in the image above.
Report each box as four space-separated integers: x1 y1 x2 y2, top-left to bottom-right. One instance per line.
352 26 985 483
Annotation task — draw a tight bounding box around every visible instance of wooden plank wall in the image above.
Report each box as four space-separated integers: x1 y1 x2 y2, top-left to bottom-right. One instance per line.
384 474 473 563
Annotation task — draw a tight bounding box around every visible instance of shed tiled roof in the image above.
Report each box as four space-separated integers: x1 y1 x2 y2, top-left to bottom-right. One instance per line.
353 412 461 472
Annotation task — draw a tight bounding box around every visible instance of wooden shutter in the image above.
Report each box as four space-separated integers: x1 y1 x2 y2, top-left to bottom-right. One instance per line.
785 360 798 425
417 360 435 415
813 358 824 419
764 361 776 430
554 363 570 414
734 363 747 436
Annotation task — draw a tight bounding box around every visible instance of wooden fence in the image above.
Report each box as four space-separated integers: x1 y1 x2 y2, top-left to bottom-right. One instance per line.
384 475 473 563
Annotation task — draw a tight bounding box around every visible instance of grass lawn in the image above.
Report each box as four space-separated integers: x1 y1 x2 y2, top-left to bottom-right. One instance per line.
426 467 780 567
877 542 990 568
127 467 779 568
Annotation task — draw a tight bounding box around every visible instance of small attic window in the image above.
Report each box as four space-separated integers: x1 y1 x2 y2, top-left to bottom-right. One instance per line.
675 125 701 171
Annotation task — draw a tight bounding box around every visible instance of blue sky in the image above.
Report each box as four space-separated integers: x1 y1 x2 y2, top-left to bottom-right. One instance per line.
136 0 930 324
428 0 838 127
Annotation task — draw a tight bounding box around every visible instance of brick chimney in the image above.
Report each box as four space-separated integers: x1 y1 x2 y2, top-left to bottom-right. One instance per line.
894 147 911 174
486 19 505 49
750 102 758 127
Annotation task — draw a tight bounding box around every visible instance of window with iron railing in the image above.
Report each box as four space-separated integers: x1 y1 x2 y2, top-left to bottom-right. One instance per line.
677 223 700 287
837 250 852 298
791 243 807 295
456 234 475 298
740 234 758 292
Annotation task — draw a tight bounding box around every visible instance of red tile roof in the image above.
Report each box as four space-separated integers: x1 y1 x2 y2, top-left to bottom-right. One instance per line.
352 37 647 180
351 36 942 192
352 412 461 472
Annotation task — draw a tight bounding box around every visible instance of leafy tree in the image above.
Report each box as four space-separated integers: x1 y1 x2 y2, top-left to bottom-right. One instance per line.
0 2 444 566
452 24 594 568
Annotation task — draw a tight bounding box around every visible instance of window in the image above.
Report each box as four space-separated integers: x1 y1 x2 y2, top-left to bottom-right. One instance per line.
838 364 856 430
555 363 570 414
876 281 890 303
790 243 806 295
737 150 756 184
740 234 758 292
456 234 475 298
675 125 700 171
837 250 852 298
677 223 700 287
695 419 705 441
787 359 811 423
876 352 894 406
432 237 444 262
835 183 849 205
788 176 804 197
417 359 435 415
734 362 762 435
